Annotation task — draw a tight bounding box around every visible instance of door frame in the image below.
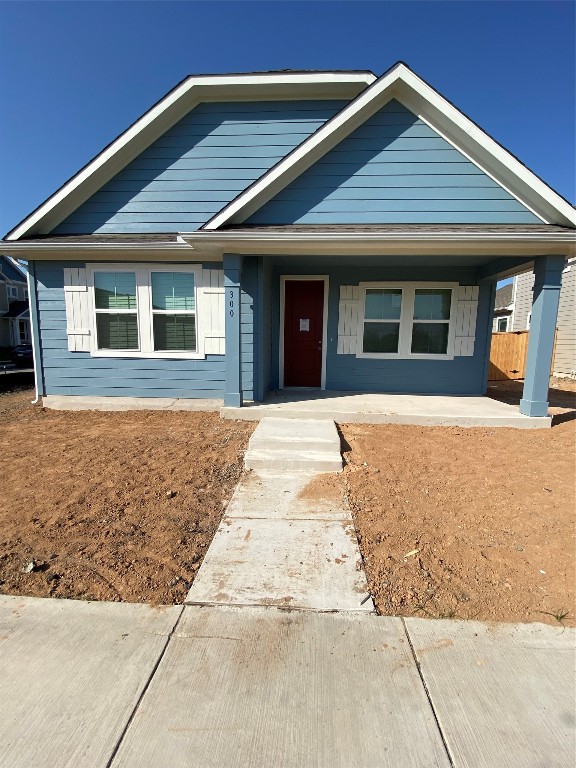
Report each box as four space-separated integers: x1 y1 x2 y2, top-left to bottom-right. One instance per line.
279 275 329 390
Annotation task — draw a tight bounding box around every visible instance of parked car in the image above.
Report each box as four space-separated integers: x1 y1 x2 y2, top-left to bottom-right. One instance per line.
10 344 33 367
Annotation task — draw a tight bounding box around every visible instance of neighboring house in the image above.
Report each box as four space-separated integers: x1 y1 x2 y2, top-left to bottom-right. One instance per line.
492 283 514 333
2 63 575 419
510 258 576 377
0 255 30 347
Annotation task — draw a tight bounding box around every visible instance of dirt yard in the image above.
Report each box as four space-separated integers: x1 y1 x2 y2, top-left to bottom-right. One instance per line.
340 379 576 627
0 387 253 605
1 380 574 626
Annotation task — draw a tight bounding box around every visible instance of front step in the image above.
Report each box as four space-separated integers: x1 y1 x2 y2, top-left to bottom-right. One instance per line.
244 417 343 473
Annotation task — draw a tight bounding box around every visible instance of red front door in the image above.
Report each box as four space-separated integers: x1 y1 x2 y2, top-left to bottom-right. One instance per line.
283 280 324 387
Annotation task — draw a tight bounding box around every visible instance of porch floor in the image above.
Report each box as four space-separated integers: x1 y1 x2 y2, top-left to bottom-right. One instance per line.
222 390 551 429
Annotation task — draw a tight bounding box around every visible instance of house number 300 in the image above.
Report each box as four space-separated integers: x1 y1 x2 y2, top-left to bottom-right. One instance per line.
229 290 235 317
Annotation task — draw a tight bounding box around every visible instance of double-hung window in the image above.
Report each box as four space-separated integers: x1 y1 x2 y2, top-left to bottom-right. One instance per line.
89 265 202 358
358 283 456 359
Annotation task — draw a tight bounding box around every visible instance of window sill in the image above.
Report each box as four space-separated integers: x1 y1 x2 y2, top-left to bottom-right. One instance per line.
90 350 205 360
356 352 455 361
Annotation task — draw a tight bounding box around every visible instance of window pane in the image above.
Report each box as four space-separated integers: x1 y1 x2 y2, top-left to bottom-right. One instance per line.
363 322 400 353
152 272 195 311
413 289 451 320
153 314 196 351
96 314 138 350
364 289 402 320
411 323 449 354
94 272 137 310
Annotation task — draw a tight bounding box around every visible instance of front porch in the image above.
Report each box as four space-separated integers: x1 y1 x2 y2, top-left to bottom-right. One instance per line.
221 389 551 428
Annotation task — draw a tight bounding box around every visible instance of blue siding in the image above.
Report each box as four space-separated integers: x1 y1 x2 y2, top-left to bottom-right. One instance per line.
53 101 347 234
240 257 259 401
266 257 492 395
35 261 229 399
247 100 540 225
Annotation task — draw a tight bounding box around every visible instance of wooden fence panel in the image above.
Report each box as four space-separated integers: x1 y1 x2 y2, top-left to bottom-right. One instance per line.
488 330 557 381
489 331 529 380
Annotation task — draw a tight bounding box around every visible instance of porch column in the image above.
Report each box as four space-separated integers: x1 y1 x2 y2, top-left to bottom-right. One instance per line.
223 253 243 407
519 255 564 417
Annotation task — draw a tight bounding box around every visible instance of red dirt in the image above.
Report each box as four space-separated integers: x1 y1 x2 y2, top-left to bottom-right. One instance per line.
0 388 253 605
340 379 576 626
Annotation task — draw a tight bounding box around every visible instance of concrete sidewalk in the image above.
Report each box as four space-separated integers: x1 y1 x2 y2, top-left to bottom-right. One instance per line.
0 595 574 768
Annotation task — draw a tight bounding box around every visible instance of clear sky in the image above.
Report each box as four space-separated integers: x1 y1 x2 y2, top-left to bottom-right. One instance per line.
1 0 574 237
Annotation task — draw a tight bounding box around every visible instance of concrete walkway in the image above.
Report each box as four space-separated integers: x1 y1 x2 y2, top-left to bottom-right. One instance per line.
1 595 574 768
186 468 372 612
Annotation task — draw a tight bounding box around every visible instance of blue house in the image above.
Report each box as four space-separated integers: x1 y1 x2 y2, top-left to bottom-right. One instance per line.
3 64 574 421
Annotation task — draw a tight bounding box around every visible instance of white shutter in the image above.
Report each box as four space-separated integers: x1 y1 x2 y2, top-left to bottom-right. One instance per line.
454 285 479 356
63 267 91 352
337 285 360 354
199 268 225 355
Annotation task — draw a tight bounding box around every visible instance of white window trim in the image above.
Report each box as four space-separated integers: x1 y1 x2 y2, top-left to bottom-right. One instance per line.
356 282 458 360
7 285 17 300
496 316 510 332
86 263 204 359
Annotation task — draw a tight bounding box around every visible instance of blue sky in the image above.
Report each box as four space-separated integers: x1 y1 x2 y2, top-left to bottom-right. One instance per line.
1 0 574 237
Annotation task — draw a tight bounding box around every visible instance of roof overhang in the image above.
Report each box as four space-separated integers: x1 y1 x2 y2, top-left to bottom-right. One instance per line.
203 63 576 230
5 71 376 242
179 228 576 259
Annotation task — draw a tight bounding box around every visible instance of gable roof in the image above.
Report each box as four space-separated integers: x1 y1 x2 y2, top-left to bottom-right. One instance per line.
494 283 514 310
5 71 375 241
0 255 27 282
202 62 576 230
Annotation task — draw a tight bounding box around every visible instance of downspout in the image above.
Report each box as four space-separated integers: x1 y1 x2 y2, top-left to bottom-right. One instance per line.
25 261 44 405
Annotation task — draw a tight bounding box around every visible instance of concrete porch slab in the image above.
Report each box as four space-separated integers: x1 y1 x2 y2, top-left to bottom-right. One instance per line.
186 517 371 611
222 390 552 428
404 617 576 768
110 606 451 768
0 595 182 768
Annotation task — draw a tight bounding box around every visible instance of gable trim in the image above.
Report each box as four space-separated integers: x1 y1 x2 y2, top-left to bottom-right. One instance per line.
5 72 376 242
203 63 575 230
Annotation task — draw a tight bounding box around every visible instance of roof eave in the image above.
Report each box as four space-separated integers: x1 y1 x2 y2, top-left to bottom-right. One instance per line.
179 229 576 258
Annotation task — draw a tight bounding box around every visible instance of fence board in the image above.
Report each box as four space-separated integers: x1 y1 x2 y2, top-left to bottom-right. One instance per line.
489 330 557 381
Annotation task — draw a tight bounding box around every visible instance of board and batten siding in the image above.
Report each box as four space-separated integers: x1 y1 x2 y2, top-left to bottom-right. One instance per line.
52 101 347 234
34 261 229 399
247 100 540 225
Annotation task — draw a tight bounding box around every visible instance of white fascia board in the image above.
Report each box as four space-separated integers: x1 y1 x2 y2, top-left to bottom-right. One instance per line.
180 230 576 258
204 63 576 230
0 242 223 262
6 72 375 242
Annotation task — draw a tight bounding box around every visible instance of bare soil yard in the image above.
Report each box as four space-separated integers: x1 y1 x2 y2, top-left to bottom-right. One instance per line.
340 379 576 627
0 388 253 605
1 380 574 626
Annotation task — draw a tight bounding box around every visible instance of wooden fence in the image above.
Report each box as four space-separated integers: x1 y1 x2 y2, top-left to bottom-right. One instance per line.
488 330 556 381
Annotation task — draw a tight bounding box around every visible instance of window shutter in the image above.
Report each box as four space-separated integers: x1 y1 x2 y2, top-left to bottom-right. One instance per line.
453 285 479 356
199 268 225 355
63 267 91 352
337 285 360 354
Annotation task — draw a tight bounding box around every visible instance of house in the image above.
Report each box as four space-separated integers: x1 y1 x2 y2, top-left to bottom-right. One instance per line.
509 259 575 378
492 283 514 333
0 255 30 348
2 63 575 420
